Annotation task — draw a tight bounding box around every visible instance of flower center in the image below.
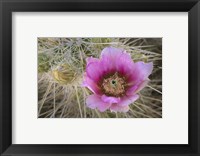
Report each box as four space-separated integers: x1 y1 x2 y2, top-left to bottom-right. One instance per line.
101 72 126 97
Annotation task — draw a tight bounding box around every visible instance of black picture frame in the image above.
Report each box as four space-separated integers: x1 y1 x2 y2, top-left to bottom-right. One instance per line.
0 0 200 155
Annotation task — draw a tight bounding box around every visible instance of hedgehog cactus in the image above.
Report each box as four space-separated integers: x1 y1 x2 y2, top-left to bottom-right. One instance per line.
91 38 112 49
38 53 51 73
52 64 79 85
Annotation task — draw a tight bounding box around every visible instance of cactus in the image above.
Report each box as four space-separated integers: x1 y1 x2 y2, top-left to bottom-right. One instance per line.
52 63 79 85
38 53 51 73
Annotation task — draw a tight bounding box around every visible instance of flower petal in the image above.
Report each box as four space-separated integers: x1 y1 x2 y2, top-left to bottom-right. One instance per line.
82 74 101 94
110 94 139 112
101 95 120 103
110 104 130 112
126 85 138 96
135 79 149 93
115 53 134 75
101 47 124 60
118 94 139 106
86 94 111 112
86 57 99 65
128 62 153 83
86 62 103 82
126 79 149 95
100 47 134 74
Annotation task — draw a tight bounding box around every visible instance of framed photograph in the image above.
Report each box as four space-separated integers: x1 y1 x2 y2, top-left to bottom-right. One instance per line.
0 0 200 156
37 37 162 118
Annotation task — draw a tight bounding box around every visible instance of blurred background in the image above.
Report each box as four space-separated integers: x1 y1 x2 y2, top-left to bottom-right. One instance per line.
38 38 162 118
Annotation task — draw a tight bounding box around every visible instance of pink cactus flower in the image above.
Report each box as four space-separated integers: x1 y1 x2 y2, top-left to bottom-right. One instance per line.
83 47 153 112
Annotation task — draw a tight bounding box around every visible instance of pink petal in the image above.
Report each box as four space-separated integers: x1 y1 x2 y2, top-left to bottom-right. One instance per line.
126 79 149 95
101 95 120 103
100 47 134 74
110 104 130 112
115 53 134 75
82 74 101 94
118 94 139 106
128 62 153 84
99 57 115 74
86 62 103 82
101 47 124 59
86 94 111 112
126 85 138 95
86 57 99 65
110 94 139 112
134 79 149 93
